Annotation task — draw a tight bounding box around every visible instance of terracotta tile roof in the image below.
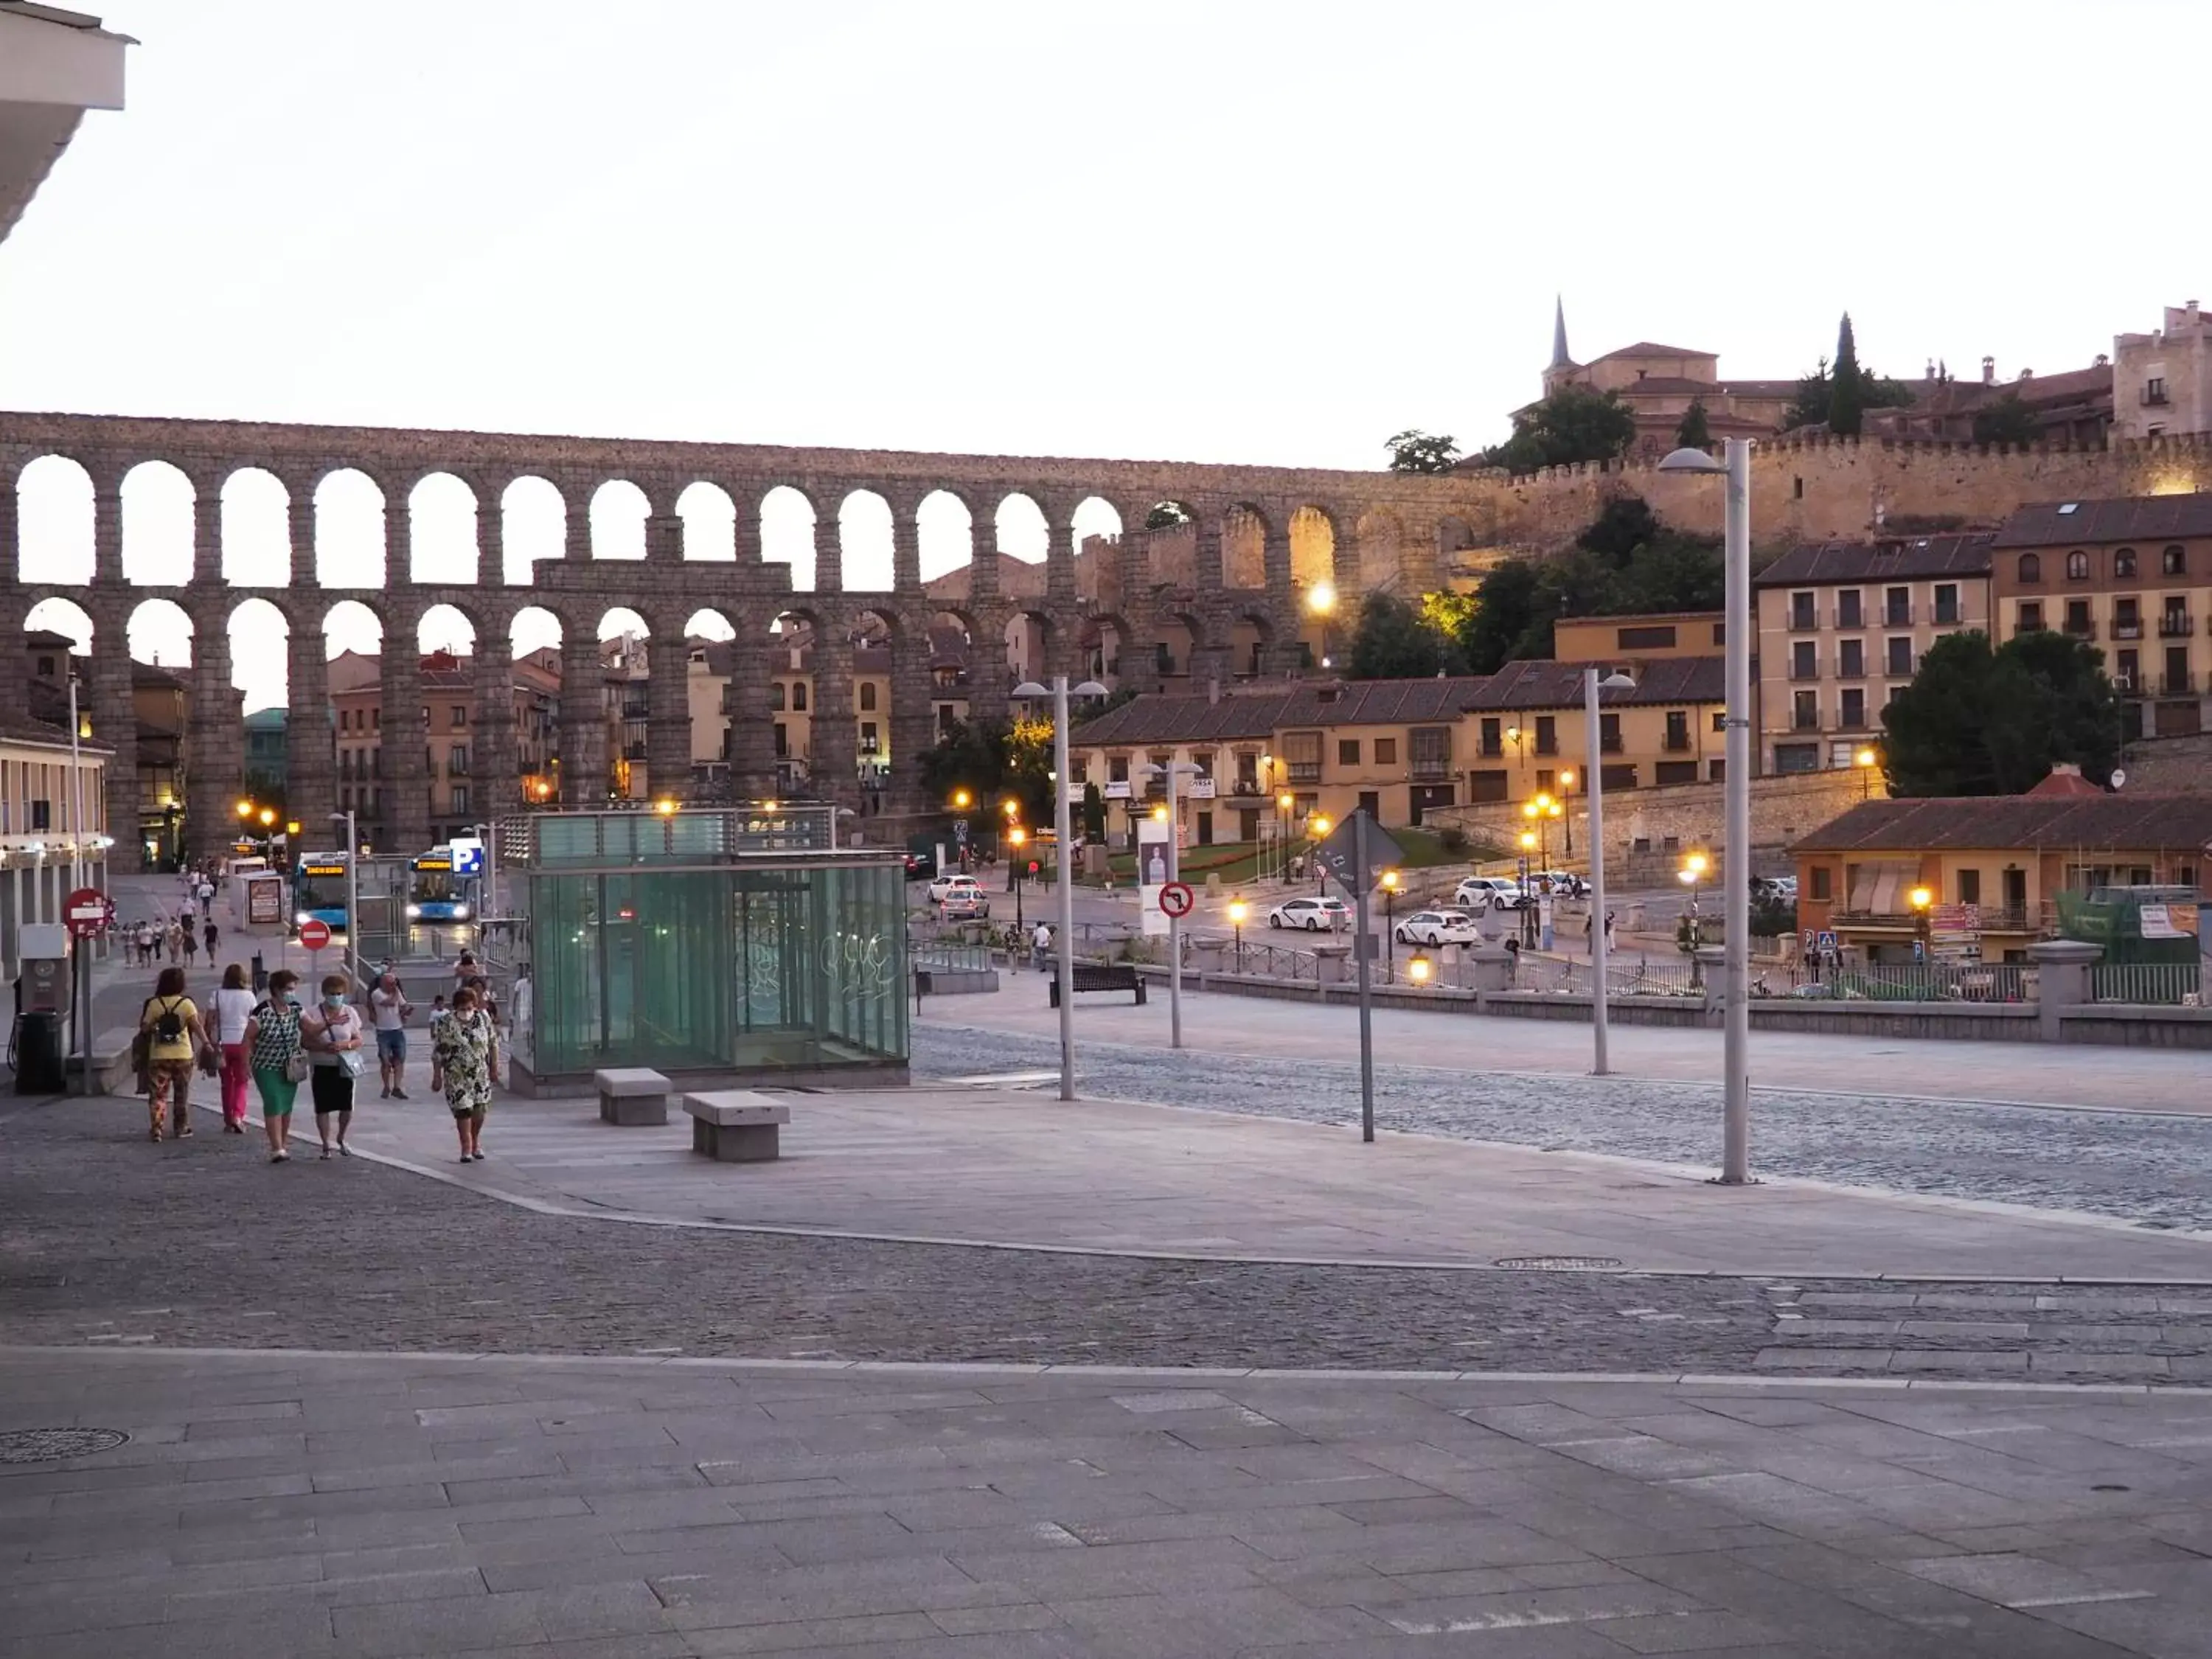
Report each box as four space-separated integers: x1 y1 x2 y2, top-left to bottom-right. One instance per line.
1792 794 2212 855
1591 342 1714 362
1992 495 2212 549
1073 693 1290 747
1464 655 1725 711
2025 767 2107 799
1755 533 1995 588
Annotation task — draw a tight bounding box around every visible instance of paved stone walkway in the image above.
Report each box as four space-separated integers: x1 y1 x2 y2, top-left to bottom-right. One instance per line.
326 1074 2212 1284
4 1098 2211 1388
4 1346 2211 1657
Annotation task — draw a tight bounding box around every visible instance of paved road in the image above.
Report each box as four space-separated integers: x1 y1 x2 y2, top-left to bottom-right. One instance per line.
912 1021 2212 1231
4 1097 2211 1386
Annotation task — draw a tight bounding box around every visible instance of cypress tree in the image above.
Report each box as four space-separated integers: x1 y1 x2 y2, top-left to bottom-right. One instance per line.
1674 398 1712 451
1829 312 1865 437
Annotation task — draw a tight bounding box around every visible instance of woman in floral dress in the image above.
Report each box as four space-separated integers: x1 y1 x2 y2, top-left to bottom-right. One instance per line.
430 983 498 1163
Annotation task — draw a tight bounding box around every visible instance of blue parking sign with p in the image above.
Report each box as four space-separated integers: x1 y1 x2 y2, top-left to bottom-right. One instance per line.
451 838 485 876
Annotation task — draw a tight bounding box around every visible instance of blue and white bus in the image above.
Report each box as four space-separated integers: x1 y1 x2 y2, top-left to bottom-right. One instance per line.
406 846 473 924
292 851 350 933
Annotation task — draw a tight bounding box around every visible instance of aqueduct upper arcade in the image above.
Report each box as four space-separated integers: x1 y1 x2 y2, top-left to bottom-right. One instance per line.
0 411 1495 870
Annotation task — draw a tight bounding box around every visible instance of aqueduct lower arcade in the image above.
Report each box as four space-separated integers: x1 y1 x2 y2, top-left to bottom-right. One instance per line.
1 411 1484 871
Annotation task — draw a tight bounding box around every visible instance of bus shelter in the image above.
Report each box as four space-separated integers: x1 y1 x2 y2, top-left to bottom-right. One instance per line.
493 807 908 1094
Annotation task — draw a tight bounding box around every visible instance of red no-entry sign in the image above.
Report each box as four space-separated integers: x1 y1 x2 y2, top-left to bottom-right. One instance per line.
64 887 114 940
1158 881 1195 919
298 919 333 951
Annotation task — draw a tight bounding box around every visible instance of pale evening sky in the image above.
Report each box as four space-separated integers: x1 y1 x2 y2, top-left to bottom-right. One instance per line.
4 0 2205 709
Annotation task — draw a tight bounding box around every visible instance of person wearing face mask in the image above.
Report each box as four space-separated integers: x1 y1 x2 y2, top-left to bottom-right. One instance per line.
300 973 366 1160
430 982 500 1163
244 969 307 1164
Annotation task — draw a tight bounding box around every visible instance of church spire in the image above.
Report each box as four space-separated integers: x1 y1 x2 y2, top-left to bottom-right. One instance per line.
1549 294 1573 369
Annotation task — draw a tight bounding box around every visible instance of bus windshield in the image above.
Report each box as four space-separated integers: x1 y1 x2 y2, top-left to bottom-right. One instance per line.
293 852 349 931
408 848 470 922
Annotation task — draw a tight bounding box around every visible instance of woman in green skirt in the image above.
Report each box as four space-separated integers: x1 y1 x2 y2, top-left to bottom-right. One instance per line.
243 969 305 1164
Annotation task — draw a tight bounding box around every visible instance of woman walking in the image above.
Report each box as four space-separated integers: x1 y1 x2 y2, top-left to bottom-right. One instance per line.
180 919 198 970
243 969 305 1163
137 967 207 1141
300 973 366 1159
429 983 498 1162
211 963 258 1134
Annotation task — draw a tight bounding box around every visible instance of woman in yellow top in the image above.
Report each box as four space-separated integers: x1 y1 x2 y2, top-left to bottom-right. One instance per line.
139 965 210 1142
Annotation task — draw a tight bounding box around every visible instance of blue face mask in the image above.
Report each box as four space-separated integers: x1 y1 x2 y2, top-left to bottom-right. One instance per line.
326 994 347 1008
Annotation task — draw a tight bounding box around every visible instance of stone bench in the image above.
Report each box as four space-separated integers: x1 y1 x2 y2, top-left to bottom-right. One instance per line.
594 1067 670 1126
683 1090 790 1162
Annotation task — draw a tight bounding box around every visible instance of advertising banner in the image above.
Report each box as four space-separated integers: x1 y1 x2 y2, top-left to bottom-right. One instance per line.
1136 816 1172 937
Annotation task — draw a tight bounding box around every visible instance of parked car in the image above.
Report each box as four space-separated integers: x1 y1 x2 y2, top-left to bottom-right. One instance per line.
939 891 991 921
928 872 981 903
1454 876 1526 912
1529 870 1587 898
1267 896 1351 931
1394 908 1483 947
902 852 932 880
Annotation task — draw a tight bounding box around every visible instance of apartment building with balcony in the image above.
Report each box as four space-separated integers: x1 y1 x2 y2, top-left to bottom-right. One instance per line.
1754 534 1994 775
1989 494 2212 740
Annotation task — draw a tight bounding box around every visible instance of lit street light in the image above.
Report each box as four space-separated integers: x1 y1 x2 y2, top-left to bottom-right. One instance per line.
1856 745 1879 799
1659 436 1753 1184
1909 883 1935 964
1679 849 1709 989
1407 951 1434 986
1008 825 1028 928
1380 868 1402 970
1227 896 1248 971
1307 813 1332 896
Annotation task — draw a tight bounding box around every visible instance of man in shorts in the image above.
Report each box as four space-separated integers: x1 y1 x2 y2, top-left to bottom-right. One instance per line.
369 970 413 1099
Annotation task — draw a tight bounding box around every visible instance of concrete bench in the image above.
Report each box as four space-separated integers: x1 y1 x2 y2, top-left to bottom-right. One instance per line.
594 1067 670 1126
683 1090 790 1162
1049 961 1146 1007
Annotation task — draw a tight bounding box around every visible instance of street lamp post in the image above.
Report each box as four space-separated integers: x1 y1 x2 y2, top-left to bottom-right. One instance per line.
1227 897 1248 973
1660 437 1753 1183
1909 883 1934 967
1380 868 1401 971
1275 790 1295 885
1582 668 1636 1075
1855 745 1879 800
1008 825 1027 929
1679 849 1709 989
1517 829 1538 947
1558 768 1575 861
1012 678 1107 1102
1307 813 1332 895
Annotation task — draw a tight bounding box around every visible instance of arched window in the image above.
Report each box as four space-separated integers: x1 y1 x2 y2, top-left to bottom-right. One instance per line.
792 681 808 712
2163 545 2188 577
2018 552 2042 584
2066 551 2090 580
2114 548 2137 579
858 682 877 712
770 682 786 712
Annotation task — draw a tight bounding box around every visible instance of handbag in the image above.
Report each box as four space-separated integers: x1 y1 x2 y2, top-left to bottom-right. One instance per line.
283 1049 311 1084
337 1048 367 1079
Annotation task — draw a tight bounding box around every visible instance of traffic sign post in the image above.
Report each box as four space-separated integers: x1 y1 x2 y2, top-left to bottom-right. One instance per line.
1316 811 1399 1145
1158 882 1194 919
299 917 332 984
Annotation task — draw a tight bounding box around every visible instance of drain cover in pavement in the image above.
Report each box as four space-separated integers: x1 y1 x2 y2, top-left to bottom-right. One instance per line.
0 1428 129 1464
1493 1256 1623 1270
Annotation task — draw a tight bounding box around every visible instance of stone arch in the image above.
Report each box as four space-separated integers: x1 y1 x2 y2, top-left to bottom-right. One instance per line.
1230 608 1275 681
509 602 563 661
916 489 978 588
848 604 902 780
1085 611 1135 686
1071 495 1125 605
993 492 1050 581
322 597 386 661
1288 504 1338 599
15 454 96 584
218 467 290 587
313 469 388 588
838 488 895 593
126 595 194 669
1137 500 1199 588
24 595 94 655
228 597 289 714
1004 605 1055 685
760 484 819 591
120 459 196 585
499 476 566 585
597 605 650 642
417 601 478 657
406 472 480 584
1354 507 1407 596
676 481 737 562
1223 503 1270 591
683 606 737 641
1154 605 1204 686
588 479 649 561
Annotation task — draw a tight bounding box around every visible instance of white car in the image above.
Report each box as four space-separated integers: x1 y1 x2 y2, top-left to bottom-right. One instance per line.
927 873 981 904
1454 877 1526 912
1267 896 1351 931
1394 908 1483 947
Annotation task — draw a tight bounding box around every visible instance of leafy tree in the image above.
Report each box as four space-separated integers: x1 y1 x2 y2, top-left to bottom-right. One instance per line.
914 715 1056 830
1478 386 1637 475
1451 559 1545 673
1881 630 2120 797
1385 429 1462 473
1674 398 1712 451
1347 593 1461 679
1784 324 1915 432
1143 502 1192 530
1972 394 2039 447
1418 589 1479 642
1576 495 1663 567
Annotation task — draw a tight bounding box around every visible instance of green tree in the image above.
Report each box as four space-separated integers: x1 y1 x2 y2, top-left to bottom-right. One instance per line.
1576 495 1663 567
1829 313 1865 437
1674 398 1712 451
1452 560 1546 672
1143 502 1192 530
1081 781 1106 843
1347 593 1460 679
1881 630 2120 797
1478 386 1637 475
1784 330 1915 431
1384 429 1462 473
1972 394 2039 447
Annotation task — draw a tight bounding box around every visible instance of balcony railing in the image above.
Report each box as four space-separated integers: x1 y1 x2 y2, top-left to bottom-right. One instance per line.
1788 663 1820 681
2113 619 2144 639
2160 672 2197 695
1791 709 1820 731
1789 610 1818 632
1837 658 1865 679
2011 622 2046 638
2063 619 2098 639
1410 758 1453 781
1663 734 1693 753
1885 656 1916 678
1933 605 1961 625
1833 608 1863 630
1478 740 1503 758
1883 607 1913 627
1285 762 1321 784
2159 613 2194 637
1600 734 1624 753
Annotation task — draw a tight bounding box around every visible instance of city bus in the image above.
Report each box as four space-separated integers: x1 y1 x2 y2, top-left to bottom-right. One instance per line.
406 846 473 924
292 851 350 933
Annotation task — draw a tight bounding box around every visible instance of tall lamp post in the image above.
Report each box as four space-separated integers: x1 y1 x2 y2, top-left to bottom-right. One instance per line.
1274 790 1295 884
1227 897 1248 972
1307 813 1332 896
329 810 359 986
1008 825 1027 929
1380 868 1401 970
1558 768 1575 861
1679 849 1709 988
1582 668 1637 1074
1854 745 1879 800
1012 678 1108 1102
1517 829 1538 947
1659 437 1753 1184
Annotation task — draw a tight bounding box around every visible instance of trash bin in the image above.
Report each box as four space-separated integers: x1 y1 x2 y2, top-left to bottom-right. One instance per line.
11 1010 66 1095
